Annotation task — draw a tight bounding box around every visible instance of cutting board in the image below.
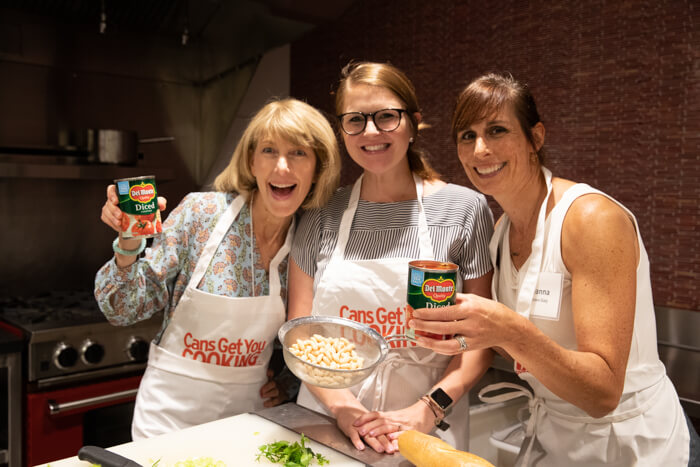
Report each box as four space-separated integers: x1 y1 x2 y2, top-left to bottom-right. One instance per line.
38 413 365 467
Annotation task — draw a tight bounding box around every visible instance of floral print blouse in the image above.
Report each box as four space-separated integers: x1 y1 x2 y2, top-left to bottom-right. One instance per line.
94 191 289 343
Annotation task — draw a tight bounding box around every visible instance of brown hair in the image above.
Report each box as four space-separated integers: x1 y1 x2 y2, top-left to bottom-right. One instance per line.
452 73 545 164
335 61 440 180
214 98 341 209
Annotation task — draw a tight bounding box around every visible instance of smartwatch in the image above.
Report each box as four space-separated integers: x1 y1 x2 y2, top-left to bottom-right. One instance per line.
426 388 453 431
429 387 453 414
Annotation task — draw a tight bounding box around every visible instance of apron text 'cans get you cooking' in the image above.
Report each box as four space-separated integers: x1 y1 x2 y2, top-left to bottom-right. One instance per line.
115 175 162 238
406 260 458 340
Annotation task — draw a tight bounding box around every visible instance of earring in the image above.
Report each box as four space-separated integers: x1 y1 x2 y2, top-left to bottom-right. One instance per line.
409 137 415 144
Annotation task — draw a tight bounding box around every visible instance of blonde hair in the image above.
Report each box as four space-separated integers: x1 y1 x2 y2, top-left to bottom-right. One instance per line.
214 98 341 209
335 61 440 180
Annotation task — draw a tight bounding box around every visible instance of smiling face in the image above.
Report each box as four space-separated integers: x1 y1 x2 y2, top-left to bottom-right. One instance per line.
250 135 317 219
456 103 544 197
340 83 414 177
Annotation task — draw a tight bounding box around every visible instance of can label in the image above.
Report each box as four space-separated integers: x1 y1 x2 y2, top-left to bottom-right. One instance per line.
115 175 162 239
406 260 458 340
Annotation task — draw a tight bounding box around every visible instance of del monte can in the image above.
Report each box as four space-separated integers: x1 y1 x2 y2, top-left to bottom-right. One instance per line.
115 175 162 239
406 260 458 340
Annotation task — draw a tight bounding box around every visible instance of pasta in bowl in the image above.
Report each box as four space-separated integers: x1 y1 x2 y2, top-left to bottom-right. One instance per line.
278 316 390 389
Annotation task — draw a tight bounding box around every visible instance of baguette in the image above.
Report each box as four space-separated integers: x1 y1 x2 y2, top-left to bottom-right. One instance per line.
398 430 495 467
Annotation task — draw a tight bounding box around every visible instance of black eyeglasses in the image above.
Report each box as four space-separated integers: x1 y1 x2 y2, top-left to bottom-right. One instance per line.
337 108 406 135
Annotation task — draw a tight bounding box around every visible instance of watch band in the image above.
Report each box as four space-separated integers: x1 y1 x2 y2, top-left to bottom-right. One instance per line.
420 395 451 431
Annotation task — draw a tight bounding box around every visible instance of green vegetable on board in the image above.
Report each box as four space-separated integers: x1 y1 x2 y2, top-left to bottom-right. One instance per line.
256 434 329 467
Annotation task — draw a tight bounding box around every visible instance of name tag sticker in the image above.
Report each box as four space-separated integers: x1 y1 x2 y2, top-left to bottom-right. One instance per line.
531 272 563 320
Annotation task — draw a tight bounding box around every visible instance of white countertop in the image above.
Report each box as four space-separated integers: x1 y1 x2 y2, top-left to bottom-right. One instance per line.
39 412 365 467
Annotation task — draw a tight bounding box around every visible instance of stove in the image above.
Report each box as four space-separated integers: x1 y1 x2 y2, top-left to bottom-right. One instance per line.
0 290 164 465
0 290 162 387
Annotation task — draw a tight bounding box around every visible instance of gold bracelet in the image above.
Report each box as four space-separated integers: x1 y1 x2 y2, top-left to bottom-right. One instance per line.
420 395 438 417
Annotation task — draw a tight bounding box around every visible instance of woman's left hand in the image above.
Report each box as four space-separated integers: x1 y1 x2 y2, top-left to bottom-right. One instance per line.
409 293 517 355
352 401 436 451
260 369 286 407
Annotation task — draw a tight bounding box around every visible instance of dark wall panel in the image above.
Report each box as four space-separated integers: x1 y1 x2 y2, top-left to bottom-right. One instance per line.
290 0 699 310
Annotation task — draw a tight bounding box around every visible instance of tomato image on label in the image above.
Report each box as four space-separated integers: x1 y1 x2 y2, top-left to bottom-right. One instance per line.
120 213 132 233
421 277 455 303
131 219 155 236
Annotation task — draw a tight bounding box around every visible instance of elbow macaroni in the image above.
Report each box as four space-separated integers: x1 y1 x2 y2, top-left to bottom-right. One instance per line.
288 334 365 387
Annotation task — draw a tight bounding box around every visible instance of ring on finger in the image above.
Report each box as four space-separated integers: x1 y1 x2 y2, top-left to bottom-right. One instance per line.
454 334 468 352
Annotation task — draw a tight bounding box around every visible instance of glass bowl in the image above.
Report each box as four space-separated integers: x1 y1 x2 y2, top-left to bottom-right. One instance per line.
278 316 390 389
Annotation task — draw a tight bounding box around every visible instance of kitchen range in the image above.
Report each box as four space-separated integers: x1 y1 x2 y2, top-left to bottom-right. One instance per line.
0 290 162 466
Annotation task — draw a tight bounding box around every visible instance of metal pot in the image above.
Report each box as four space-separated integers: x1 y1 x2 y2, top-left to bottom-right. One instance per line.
87 129 138 164
85 129 174 165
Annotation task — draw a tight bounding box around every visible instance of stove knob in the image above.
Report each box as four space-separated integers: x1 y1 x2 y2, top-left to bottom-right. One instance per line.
127 337 149 362
81 339 105 365
53 343 78 369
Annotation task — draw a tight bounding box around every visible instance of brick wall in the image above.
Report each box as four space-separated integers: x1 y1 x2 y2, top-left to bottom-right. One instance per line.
290 0 699 310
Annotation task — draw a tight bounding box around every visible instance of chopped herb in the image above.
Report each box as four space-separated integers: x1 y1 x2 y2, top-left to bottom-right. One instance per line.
256 434 329 466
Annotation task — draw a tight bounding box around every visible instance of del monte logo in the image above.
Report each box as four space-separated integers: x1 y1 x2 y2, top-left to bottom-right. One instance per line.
129 183 156 203
422 277 455 303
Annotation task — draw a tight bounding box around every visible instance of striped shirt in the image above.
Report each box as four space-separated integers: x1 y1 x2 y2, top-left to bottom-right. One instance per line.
292 183 494 290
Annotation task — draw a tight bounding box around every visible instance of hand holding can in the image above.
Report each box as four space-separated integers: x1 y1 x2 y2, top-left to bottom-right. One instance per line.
113 176 163 238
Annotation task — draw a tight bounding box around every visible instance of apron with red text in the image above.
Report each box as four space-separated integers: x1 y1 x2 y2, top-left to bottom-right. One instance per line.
480 167 690 466
296 174 471 451
131 195 289 439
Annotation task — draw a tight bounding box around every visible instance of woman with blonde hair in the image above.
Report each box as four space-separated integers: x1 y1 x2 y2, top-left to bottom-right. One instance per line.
95 98 341 439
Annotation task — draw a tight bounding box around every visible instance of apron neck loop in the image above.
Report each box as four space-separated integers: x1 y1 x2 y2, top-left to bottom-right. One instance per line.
186 195 290 297
331 173 434 261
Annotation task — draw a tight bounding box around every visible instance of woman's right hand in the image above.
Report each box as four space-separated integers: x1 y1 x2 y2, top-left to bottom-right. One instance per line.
101 184 167 233
409 292 519 355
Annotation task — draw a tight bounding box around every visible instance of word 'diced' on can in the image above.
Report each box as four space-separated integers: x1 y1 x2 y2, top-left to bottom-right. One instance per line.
115 175 162 239
406 260 458 340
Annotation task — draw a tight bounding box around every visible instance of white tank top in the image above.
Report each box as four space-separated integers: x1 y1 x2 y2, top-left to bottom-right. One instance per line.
496 183 666 397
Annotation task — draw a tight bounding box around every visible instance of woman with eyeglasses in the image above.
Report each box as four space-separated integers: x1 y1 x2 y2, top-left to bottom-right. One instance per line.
288 61 495 454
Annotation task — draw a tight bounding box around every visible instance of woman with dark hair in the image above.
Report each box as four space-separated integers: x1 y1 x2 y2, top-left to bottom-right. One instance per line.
95 98 341 439
409 73 699 466
288 62 495 454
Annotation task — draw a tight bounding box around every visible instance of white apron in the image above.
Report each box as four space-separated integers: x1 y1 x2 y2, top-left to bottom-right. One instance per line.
296 174 471 451
132 195 289 440
480 168 690 466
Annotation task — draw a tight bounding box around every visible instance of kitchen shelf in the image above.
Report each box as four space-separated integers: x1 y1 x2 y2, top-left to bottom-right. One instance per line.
0 162 175 181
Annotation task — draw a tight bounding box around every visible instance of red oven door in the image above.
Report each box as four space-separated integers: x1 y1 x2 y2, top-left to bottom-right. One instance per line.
26 374 142 466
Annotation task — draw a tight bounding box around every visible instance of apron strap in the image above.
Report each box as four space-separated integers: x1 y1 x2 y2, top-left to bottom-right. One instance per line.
514 167 553 318
413 173 434 260
187 195 246 289
267 217 294 296
331 173 434 261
